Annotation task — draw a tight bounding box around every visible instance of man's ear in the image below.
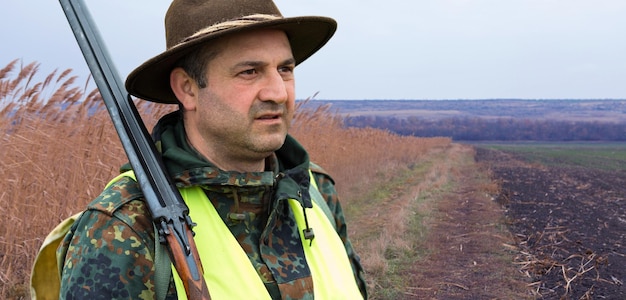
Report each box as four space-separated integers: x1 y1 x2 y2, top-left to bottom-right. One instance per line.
170 67 197 111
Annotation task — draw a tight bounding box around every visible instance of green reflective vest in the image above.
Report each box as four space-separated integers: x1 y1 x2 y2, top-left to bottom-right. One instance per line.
31 170 362 300
172 171 362 299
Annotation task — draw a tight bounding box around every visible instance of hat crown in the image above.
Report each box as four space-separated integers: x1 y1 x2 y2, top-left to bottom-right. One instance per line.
127 0 336 104
165 0 283 49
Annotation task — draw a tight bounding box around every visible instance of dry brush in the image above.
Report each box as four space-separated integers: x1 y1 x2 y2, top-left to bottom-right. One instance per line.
1 60 450 299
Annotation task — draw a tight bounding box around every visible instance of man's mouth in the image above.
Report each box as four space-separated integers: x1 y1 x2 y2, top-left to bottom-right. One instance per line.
256 113 282 120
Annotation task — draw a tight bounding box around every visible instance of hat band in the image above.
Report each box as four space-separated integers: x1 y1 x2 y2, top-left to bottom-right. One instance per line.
178 14 282 46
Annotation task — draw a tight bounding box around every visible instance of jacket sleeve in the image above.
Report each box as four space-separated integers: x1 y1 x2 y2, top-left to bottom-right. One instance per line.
311 167 369 299
57 178 164 299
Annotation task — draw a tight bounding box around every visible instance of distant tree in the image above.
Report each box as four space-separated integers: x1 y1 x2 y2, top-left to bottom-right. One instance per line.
343 116 626 141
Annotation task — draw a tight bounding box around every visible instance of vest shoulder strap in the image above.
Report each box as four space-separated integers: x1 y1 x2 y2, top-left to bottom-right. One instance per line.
308 170 336 230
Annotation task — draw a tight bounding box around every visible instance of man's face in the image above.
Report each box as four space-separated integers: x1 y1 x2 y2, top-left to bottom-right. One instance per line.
186 29 296 167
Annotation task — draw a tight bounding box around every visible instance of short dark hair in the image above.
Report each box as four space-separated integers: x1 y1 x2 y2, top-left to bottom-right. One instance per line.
174 44 220 89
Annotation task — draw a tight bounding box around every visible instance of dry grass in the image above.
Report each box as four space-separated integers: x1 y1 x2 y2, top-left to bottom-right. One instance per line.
1 60 451 299
512 226 612 299
291 101 451 206
0 60 174 298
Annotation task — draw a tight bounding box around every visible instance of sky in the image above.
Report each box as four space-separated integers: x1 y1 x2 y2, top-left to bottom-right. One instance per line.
2 0 626 100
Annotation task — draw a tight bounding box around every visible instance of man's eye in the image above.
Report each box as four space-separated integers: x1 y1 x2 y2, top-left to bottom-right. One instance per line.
239 69 257 76
279 66 294 74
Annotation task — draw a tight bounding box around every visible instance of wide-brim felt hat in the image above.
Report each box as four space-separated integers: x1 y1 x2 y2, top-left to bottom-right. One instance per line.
125 0 337 104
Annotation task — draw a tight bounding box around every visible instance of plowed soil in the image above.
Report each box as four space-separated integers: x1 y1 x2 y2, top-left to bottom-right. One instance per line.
475 147 626 299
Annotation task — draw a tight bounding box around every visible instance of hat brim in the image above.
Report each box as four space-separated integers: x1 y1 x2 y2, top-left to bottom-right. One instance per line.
125 16 337 104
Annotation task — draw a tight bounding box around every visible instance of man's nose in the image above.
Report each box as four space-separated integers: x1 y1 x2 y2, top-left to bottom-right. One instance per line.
258 70 290 103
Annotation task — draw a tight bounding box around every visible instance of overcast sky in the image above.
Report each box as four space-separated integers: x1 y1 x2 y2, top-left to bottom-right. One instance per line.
2 1 626 100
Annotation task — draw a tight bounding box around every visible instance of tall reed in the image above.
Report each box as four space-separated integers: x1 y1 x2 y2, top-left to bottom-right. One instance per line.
1 60 450 299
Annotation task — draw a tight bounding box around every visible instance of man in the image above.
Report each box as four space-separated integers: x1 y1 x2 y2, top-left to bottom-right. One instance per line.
56 0 367 299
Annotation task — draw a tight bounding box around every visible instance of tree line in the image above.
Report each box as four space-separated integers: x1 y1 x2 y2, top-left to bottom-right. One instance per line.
344 116 626 141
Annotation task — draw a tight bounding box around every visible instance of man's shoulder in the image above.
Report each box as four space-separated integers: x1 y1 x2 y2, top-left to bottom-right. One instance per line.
84 175 154 230
88 175 145 215
59 175 155 270
58 176 160 299
309 161 335 184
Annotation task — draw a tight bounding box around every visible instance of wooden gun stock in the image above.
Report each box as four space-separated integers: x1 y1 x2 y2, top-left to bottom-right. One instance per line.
165 224 210 299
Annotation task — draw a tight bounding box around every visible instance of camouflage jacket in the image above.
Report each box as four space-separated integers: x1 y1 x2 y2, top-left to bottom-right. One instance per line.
58 111 367 299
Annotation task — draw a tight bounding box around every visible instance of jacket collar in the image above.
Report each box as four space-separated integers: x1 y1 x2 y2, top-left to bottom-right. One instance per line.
146 111 312 207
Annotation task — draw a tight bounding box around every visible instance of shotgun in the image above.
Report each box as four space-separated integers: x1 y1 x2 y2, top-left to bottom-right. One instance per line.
58 0 210 299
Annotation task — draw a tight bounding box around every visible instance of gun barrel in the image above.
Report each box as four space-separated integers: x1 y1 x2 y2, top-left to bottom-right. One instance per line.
58 0 210 298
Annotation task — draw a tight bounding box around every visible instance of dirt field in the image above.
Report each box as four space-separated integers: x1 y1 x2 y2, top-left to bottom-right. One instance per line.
475 147 626 299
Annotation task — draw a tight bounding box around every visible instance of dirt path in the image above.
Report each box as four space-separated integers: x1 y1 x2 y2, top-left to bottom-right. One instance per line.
403 145 532 299
349 143 626 299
